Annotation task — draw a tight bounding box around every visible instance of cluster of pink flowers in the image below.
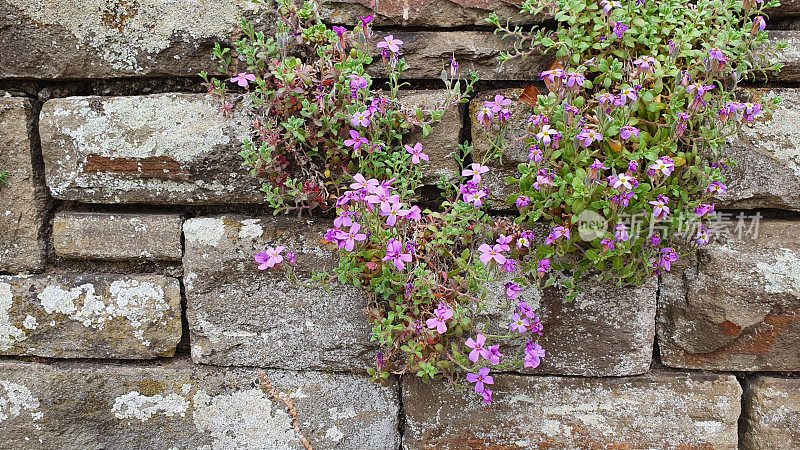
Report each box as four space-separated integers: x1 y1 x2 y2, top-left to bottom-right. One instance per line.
255 246 296 269
477 94 513 127
460 163 490 207
323 174 422 270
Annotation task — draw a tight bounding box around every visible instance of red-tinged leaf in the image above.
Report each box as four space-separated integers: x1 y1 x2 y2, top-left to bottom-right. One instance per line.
519 85 542 107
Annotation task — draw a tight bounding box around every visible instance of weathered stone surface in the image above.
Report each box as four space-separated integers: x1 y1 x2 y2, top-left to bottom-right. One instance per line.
0 97 47 273
183 215 377 371
370 31 546 81
483 276 657 376
403 371 741 449
40 93 263 204
400 90 463 184
770 31 800 83
53 212 183 261
0 274 181 358
742 376 800 450
0 0 265 79
718 89 800 210
323 0 532 27
472 88 800 210
0 359 400 449
658 220 800 371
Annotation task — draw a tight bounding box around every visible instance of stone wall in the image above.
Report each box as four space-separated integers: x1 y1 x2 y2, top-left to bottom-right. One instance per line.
1 1 799 448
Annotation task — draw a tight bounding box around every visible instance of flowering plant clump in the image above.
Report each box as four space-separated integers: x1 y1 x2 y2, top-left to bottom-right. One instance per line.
206 0 548 403
484 0 784 296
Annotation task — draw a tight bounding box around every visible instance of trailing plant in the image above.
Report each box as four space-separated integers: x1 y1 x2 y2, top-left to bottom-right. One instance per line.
205 0 546 404
484 0 784 298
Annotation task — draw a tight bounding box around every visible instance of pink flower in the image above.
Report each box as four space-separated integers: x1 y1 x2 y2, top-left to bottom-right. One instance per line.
255 246 285 270
649 195 670 220
426 302 454 334
612 174 635 190
478 243 506 265
462 163 489 183
465 334 491 362
382 239 413 270
405 142 429 164
510 313 530 333
380 201 406 226
524 341 545 368
577 128 603 147
350 173 379 192
344 130 369 151
466 366 494 394
488 345 503 365
516 195 531 208
230 72 256 87
537 259 550 277
403 205 422 221
496 235 513 251
350 110 371 127
335 223 367 251
377 35 403 53
614 223 630 242
545 226 570 245
696 203 715 218
620 125 640 140
649 158 675 177
505 282 522 300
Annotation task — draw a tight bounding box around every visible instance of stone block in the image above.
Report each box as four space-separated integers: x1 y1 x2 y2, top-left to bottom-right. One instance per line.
0 273 181 358
658 220 800 371
53 212 183 261
183 215 377 371
741 376 800 450
40 94 261 204
0 97 47 272
403 371 741 449
0 359 400 449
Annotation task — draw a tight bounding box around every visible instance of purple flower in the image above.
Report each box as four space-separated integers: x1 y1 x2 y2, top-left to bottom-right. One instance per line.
601 238 615 252
528 146 543 162
517 230 534 248
742 103 762 122
696 203 715 217
505 282 522 300
350 110 371 127
503 258 518 273
696 226 711 245
649 158 675 177
649 195 670 220
627 160 639 173
377 35 403 53
597 92 616 105
707 181 727 195
462 163 489 183
255 246 285 270
381 201 407 227
466 366 494 393
350 173 379 192
335 223 367 251
612 174 635 190
404 142 429 165
286 251 296 266
577 128 604 147
333 26 347 36
614 223 629 242
708 47 726 64
545 225 570 245
566 71 586 89
600 0 622 14
476 103 494 127
382 239 413 270
426 302 454 334
529 316 543 335
465 334 491 362
537 259 550 277
478 243 507 265
230 72 256 88
620 125 640 140
344 130 369 152
659 247 679 271
510 313 530 333
496 235 513 251
366 186 400 208
612 21 629 39
404 205 422 221
334 211 356 229
488 345 503 366
649 233 662 246
516 195 531 209
536 125 560 146
633 56 656 74
524 341 546 368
